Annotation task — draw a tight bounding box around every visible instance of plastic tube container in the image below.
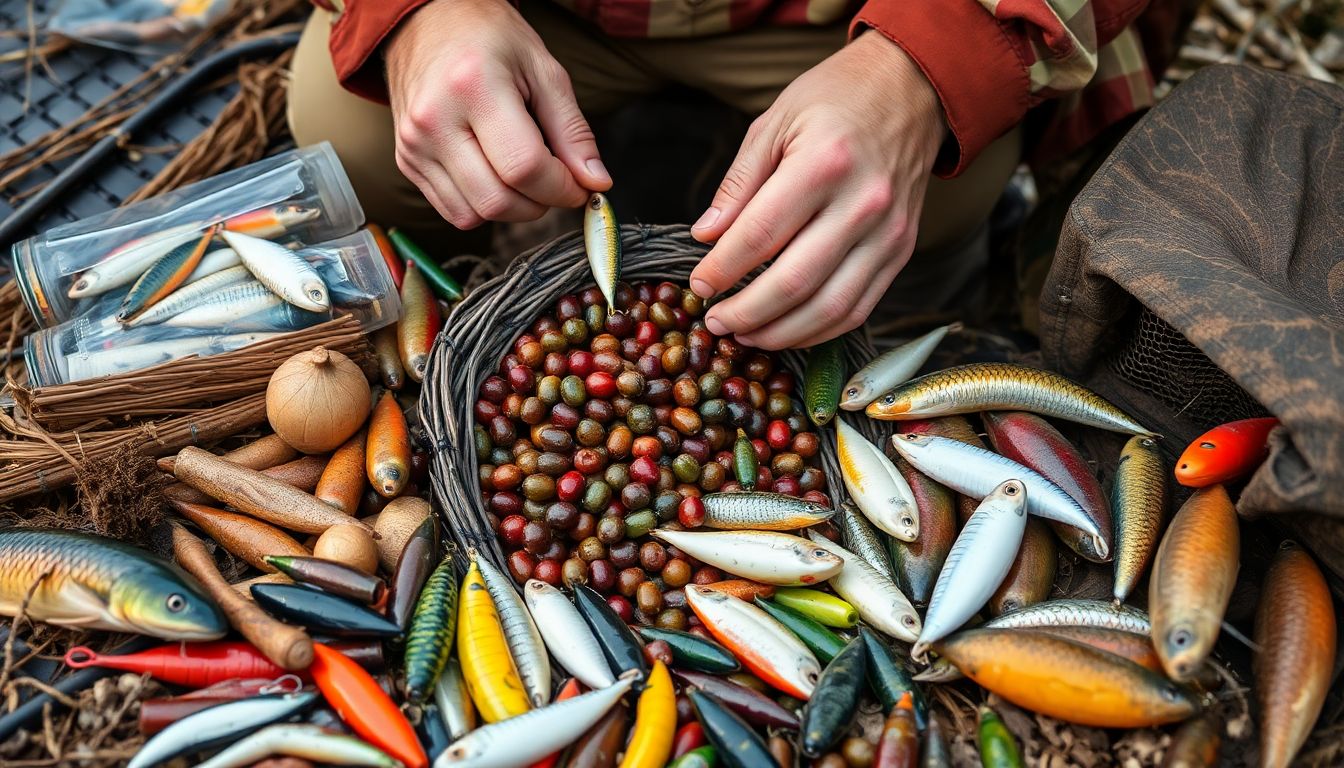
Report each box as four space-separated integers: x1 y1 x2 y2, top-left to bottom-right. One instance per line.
24 228 399 387
11 142 363 328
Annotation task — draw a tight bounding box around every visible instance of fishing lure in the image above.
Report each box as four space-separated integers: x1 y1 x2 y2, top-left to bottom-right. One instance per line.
732 429 757 490
436 675 636 768
923 717 952 768
671 669 800 729
1253 543 1336 768
314 429 368 516
181 246 242 283
69 222 205 298
936 629 1201 728
803 338 846 425
890 433 1109 558
367 391 413 498
64 642 285 687
458 562 531 723
117 225 217 323
387 228 464 301
807 532 921 642
573 584 649 678
398 262 441 383
220 230 329 311
619 661 676 768
684 585 819 699
984 411 1113 562
1175 416 1279 487
801 637 868 757
1111 435 1168 603
700 491 833 531
873 692 917 768
840 323 961 411
476 552 550 707
672 721 706 759
753 598 846 664
194 724 401 768
367 224 405 289
372 327 407 391
987 517 1055 617
888 455 955 607
388 515 439 630
912 479 1026 661
250 584 402 638
1031 625 1163 673
434 659 477 740
858 627 927 730
772 588 857 628
835 501 893 574
0 529 224 640
651 529 842 586
977 705 1023 768
564 701 630 768
669 747 717 768
128 691 317 768
160 280 286 328
126 263 252 328
310 642 427 768
583 192 621 314
636 626 740 674
529 678 582 768
687 689 778 768
523 579 614 689
837 419 919 541
1149 484 1239 681
868 362 1153 435
222 203 322 239
404 555 459 704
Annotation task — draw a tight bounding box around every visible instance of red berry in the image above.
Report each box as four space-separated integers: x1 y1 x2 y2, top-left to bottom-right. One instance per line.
636 322 660 348
721 481 741 493
557 471 585 502
607 595 635 623
499 515 527 547
534 559 562 585
474 399 501 423
507 550 536 582
574 448 607 475
631 436 663 460
721 377 749 403
508 365 535 394
630 456 661 485
751 439 770 464
678 496 706 528
585 371 617 399
772 475 802 496
802 490 831 507
480 375 508 403
766 420 791 450
755 466 772 488
567 350 596 378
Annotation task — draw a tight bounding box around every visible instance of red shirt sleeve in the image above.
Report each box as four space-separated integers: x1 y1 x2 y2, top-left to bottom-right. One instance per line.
327 0 436 103
852 0 1151 177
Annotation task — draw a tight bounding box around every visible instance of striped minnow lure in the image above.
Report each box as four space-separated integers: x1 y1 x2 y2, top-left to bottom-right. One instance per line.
651 529 842 586
911 480 1027 661
116 226 218 323
807 531 921 642
1112 435 1168 603
834 501 892 574
523 580 614 690
194 724 400 768
125 266 253 328
435 674 636 768
68 222 206 298
837 419 918 541
222 203 321 239
583 192 620 315
220 230 329 312
163 281 325 332
891 433 1109 558
0 529 225 640
701 492 834 531
839 323 961 411
867 362 1154 435
404 555 459 705
803 339 845 426
128 691 318 768
475 552 550 708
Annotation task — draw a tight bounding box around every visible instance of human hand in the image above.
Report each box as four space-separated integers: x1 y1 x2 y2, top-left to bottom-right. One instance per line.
384 0 611 229
688 32 946 349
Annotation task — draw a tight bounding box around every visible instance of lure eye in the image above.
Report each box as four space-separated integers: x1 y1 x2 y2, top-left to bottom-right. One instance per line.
1140 438 1156 448
846 387 858 397
165 594 187 613
902 615 917 628
588 195 602 209
1004 484 1019 496
811 549 831 559
1199 441 1216 450
901 516 915 528
882 394 896 405
1170 628 1193 648
1161 685 1179 702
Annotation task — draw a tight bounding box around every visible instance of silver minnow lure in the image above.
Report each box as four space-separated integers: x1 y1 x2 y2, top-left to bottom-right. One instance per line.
128 691 317 768
911 480 1027 661
701 492 834 531
193 724 400 768
162 281 281 328
651 529 842 586
475 554 550 708
220 229 329 312
891 433 1109 558
835 501 893 574
583 192 620 315
523 580 614 690
68 223 206 298
839 323 961 410
124 266 252 328
807 530 921 642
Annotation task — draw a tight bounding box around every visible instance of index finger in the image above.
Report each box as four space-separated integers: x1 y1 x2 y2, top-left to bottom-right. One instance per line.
468 90 587 208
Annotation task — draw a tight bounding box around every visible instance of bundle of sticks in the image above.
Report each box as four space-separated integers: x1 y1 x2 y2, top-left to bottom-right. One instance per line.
1164 0 1342 92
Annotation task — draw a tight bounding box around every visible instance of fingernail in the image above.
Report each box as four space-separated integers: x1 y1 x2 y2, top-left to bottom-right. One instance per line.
690 278 715 299
705 315 727 336
586 158 610 185
693 207 721 231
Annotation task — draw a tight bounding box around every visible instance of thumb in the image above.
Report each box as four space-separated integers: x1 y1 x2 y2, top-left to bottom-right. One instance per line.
692 121 776 243
530 65 610 193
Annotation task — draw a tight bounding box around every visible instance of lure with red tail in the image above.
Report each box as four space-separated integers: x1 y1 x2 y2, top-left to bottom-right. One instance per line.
1175 417 1279 487
65 641 290 688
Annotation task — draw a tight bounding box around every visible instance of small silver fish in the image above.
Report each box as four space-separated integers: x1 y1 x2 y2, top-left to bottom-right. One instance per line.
125 266 253 328
68 223 206 299
583 193 620 315
839 323 961 411
162 281 281 328
220 230 329 312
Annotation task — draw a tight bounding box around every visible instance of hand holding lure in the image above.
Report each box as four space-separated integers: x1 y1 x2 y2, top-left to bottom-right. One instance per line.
583 193 621 315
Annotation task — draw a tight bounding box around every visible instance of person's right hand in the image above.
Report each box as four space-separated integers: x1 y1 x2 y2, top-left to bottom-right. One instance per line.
384 0 611 229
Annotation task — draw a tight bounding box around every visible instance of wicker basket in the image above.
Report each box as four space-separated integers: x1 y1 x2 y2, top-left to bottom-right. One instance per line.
420 224 896 573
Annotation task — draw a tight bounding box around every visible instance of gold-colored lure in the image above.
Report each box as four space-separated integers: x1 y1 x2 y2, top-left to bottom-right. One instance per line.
583 193 621 315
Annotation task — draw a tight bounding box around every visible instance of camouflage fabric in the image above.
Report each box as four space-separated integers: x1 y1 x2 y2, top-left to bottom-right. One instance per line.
1040 64 1344 578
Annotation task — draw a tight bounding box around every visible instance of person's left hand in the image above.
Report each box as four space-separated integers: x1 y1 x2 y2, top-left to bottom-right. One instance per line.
688 31 946 349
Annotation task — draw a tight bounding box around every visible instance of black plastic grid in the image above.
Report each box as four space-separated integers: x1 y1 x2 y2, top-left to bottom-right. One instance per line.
0 0 239 241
